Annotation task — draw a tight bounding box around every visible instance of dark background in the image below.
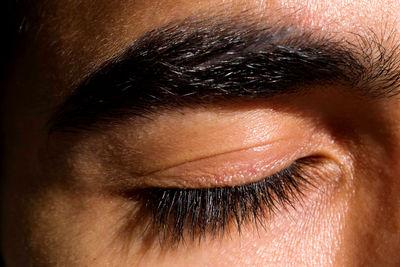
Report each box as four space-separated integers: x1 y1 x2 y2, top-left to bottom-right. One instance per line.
1 1 19 266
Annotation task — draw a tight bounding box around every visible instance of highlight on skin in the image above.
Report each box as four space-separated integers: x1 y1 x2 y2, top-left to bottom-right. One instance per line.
42 11 400 251
43 13 400 248
3 1 400 266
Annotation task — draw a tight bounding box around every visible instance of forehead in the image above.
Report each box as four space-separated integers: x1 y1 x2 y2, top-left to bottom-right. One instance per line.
25 0 399 71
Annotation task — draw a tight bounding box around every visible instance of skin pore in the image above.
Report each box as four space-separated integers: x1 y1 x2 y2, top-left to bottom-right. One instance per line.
2 0 400 266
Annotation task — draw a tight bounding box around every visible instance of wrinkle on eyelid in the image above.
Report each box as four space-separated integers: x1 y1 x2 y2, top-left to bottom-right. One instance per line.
116 107 312 174
137 138 310 188
97 107 338 189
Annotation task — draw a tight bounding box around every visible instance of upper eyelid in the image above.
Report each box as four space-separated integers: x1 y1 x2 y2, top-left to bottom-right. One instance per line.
112 139 316 191
137 138 293 177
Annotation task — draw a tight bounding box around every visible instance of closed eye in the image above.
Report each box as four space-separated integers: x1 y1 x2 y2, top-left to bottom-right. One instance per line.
123 157 320 245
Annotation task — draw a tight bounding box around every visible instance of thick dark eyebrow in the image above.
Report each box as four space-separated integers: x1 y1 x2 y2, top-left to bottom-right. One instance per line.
48 15 400 133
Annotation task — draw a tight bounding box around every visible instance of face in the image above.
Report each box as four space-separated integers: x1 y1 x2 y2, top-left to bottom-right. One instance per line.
2 0 400 266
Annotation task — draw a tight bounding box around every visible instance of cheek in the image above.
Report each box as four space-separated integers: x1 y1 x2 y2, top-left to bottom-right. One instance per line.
2 186 127 266
2 163 345 267
335 158 400 265
181 178 349 267
12 171 348 267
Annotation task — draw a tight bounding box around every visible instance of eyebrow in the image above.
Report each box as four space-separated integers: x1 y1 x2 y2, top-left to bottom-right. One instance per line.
48 15 400 133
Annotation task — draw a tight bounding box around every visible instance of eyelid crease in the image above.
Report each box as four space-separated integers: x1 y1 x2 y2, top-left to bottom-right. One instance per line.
137 136 297 177
116 138 315 190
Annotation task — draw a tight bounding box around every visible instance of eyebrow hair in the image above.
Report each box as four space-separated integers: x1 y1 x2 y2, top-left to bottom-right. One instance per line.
48 14 400 132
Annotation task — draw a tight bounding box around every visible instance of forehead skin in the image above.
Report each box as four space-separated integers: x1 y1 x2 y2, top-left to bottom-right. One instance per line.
3 0 400 266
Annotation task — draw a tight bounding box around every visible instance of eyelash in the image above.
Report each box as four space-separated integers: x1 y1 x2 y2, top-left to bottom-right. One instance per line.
128 157 317 245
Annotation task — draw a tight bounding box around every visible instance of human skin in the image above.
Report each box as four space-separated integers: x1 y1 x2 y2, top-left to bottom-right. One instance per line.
2 0 400 266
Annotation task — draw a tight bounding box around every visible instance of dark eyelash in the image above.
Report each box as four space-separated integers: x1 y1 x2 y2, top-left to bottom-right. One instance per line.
128 157 317 245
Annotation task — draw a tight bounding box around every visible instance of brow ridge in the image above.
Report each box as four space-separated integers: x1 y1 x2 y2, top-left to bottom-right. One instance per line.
48 15 400 133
